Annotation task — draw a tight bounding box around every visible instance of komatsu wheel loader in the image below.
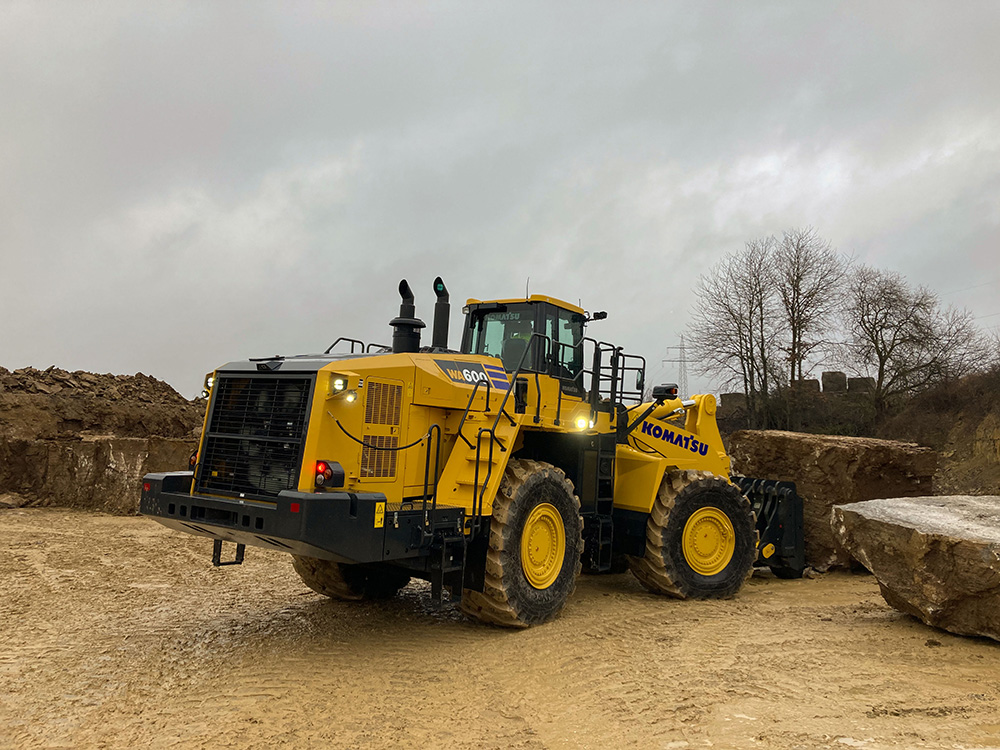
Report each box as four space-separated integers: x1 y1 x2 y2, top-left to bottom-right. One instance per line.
140 278 803 627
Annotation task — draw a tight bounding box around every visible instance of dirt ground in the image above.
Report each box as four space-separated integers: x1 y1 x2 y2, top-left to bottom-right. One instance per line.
3 509 1000 750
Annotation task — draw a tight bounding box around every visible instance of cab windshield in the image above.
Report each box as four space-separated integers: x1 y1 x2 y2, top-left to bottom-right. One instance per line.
466 304 535 371
464 301 585 380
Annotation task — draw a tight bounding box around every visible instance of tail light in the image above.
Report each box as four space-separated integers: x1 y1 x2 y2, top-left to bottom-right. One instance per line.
314 460 345 488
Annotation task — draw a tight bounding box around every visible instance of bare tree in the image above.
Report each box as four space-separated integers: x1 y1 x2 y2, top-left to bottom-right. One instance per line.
930 306 990 382
690 237 784 427
988 328 1000 371
774 227 848 383
842 266 988 414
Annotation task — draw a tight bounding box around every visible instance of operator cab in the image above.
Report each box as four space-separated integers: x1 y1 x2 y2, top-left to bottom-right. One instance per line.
460 295 587 383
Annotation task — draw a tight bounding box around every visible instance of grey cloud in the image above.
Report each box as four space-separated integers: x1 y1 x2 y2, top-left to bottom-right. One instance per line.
2 1 999 396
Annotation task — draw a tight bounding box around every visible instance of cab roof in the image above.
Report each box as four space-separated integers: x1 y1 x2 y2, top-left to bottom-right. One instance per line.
465 294 585 315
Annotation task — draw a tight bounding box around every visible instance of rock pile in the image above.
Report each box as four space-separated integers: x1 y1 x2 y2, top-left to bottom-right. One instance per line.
0 366 191 404
833 496 1000 642
729 430 937 570
0 366 202 513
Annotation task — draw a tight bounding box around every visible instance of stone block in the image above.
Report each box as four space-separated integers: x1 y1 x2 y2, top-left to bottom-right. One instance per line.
833 496 1000 642
729 430 937 570
848 377 875 393
822 371 848 392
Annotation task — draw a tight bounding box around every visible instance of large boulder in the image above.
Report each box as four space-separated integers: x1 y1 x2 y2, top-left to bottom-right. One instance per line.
729 430 937 570
833 496 1000 642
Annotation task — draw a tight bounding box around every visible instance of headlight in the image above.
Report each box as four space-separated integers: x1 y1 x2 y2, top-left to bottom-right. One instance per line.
332 378 346 391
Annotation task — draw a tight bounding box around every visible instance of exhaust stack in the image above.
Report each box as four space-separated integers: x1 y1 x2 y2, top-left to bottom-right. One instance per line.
431 276 450 350
389 279 426 354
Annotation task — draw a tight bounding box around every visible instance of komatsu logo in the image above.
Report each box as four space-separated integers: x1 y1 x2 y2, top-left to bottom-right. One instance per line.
640 420 710 456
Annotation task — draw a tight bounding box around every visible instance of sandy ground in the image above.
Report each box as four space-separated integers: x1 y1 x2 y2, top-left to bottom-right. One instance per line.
3 509 1000 750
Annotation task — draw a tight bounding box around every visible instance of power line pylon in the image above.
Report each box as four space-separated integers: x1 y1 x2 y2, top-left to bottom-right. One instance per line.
662 335 689 397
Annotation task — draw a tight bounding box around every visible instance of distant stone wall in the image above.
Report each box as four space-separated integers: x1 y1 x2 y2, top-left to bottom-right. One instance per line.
717 371 879 435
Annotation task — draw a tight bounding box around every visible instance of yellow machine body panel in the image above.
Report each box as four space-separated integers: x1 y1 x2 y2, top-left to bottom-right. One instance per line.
281 347 631 521
288 345 729 518
612 394 730 513
290 353 524 518
465 295 585 315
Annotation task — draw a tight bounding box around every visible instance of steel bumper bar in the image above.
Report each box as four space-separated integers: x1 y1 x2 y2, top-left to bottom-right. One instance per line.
140 472 463 565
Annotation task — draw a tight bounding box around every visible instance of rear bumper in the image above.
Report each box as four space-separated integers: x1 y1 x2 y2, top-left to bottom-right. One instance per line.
139 472 463 565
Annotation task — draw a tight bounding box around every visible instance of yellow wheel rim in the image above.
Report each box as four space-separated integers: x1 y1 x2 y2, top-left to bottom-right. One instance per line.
520 503 565 589
682 507 735 576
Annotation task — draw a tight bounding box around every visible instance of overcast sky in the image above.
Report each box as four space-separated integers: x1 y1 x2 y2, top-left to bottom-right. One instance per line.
2 2 998 397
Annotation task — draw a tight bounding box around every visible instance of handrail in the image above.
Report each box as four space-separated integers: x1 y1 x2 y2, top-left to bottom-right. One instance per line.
464 329 648 534
454 377 493 449
325 336 365 354
485 330 551 436
421 423 442 533
472 425 498 538
465 332 551 537
334 418 443 533
324 337 392 355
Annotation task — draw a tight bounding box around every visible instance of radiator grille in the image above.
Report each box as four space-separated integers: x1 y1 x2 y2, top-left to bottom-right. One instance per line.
360 379 402 479
364 381 402 425
360 435 399 478
196 375 312 498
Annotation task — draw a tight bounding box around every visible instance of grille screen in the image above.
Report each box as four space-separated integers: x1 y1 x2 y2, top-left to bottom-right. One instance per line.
365 381 402 425
197 375 312 498
360 379 402 479
360 435 399 478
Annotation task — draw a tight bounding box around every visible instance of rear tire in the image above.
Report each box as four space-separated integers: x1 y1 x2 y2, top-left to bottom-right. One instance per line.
461 459 584 628
292 556 411 601
628 470 756 599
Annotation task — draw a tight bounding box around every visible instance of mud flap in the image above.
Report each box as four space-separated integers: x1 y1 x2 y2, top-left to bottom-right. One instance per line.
732 476 806 579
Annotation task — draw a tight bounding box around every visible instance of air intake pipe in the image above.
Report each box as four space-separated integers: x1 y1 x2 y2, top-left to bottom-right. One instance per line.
390 279 426 354
431 276 449 350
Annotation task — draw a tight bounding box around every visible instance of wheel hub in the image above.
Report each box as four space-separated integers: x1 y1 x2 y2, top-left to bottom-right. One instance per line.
681 507 735 576
520 502 565 589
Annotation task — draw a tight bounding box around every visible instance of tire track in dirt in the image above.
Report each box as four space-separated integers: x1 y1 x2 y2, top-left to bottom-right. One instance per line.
4 508 1000 749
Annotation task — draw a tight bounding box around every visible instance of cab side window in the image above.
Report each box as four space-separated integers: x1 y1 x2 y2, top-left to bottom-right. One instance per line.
544 308 583 380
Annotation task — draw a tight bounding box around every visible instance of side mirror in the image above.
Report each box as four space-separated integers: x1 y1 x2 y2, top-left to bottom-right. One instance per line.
635 371 645 394
514 377 529 414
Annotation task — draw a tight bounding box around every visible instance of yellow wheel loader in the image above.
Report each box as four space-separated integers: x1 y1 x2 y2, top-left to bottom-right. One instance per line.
141 278 803 627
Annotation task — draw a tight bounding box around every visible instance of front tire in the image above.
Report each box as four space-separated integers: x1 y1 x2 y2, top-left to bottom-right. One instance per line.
292 556 411 601
628 470 756 599
461 459 584 628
